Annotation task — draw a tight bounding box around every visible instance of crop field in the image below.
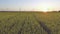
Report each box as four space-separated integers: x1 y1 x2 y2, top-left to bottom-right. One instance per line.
0 11 60 34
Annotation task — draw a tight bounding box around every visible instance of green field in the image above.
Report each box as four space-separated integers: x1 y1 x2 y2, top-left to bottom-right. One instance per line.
0 12 60 34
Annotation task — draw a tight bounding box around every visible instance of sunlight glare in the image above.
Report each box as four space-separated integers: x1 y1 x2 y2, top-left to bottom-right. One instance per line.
40 3 53 12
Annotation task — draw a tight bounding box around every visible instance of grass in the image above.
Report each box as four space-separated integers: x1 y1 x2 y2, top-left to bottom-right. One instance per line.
0 11 60 34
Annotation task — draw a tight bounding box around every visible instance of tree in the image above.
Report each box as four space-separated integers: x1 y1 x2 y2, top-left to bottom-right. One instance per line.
58 10 60 12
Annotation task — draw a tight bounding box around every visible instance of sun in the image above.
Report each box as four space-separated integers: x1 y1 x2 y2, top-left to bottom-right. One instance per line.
41 7 48 12
40 3 53 12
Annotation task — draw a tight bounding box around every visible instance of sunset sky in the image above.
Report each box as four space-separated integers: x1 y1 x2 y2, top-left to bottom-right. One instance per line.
0 0 60 11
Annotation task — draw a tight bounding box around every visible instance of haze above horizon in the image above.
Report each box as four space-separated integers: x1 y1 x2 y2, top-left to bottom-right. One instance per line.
0 0 60 11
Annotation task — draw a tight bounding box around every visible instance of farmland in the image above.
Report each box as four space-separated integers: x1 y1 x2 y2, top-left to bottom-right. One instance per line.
0 11 60 34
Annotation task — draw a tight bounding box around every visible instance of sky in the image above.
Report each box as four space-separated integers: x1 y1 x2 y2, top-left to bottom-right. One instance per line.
0 0 60 11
